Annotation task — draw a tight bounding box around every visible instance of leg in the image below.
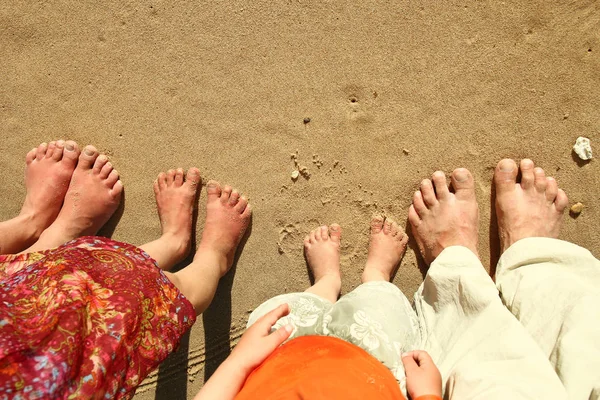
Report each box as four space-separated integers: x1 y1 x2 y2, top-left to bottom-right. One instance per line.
303 224 342 303
326 215 416 394
246 223 341 339
140 168 201 271
24 145 123 253
494 159 600 398
164 181 251 314
409 169 567 399
0 141 80 254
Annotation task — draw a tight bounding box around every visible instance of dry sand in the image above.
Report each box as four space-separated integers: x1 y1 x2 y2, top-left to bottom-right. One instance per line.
1 0 599 398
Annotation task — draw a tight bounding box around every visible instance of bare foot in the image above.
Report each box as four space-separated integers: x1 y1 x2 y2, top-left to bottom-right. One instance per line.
408 169 479 265
196 180 252 276
20 140 80 236
362 215 408 282
304 224 342 303
495 159 568 253
140 168 202 270
26 146 123 252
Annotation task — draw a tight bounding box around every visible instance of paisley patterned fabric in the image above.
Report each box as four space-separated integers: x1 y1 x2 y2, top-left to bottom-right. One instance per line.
0 237 196 399
247 281 421 395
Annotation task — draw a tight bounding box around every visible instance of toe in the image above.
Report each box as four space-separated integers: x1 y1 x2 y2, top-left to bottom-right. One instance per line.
26 148 37 164
554 189 569 212
432 171 449 199
420 179 437 207
383 218 393 234
451 168 475 200
52 140 65 161
389 219 400 236
62 141 80 165
167 169 176 186
229 190 240 206
329 224 342 242
78 145 99 169
46 141 57 159
494 159 518 193
371 215 384 234
304 235 311 246
412 191 428 216
157 172 168 189
100 162 113 179
185 168 202 192
111 179 124 198
398 230 409 246
153 179 160 195
546 177 558 203
320 225 329 240
221 185 233 203
310 228 318 242
234 196 248 213
242 203 252 218
174 168 184 187
94 155 109 174
106 170 120 187
533 167 547 192
408 205 421 227
519 159 535 190
206 180 222 201
36 143 48 160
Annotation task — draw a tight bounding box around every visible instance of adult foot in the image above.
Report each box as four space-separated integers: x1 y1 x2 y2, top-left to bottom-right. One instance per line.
196 181 252 276
362 215 408 282
408 169 479 264
27 146 123 251
494 159 568 252
304 224 343 292
150 168 201 267
20 140 80 236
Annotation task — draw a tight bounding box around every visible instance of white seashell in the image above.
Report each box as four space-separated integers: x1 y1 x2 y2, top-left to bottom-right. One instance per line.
573 137 592 160
291 170 299 180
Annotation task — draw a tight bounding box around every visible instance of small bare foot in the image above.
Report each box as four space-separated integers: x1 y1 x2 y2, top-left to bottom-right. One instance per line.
362 215 408 282
494 159 568 253
142 168 201 269
27 146 123 251
20 140 80 236
304 224 342 303
196 180 252 276
409 169 479 265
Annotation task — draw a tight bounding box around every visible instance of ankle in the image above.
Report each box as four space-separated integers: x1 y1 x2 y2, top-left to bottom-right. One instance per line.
361 267 390 283
194 247 229 277
315 273 342 291
17 210 46 239
160 231 191 260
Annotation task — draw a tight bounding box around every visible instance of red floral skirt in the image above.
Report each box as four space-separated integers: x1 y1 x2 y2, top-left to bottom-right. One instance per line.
0 237 196 399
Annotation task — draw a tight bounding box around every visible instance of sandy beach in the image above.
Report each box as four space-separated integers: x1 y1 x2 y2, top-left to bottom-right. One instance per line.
1 0 599 398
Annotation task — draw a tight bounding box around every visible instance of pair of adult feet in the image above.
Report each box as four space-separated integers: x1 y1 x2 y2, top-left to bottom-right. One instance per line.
17 140 123 254
303 159 568 299
14 141 251 288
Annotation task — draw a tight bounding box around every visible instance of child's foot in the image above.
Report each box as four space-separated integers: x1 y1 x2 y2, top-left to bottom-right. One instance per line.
408 169 479 264
362 215 408 282
304 224 342 303
26 146 123 251
149 168 201 267
20 140 80 237
196 181 252 276
494 159 568 253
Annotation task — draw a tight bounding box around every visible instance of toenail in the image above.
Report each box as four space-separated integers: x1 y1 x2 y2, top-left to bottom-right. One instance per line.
207 183 216 188
66 143 74 151
84 148 94 156
454 170 469 182
330 225 339 231
499 160 515 172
